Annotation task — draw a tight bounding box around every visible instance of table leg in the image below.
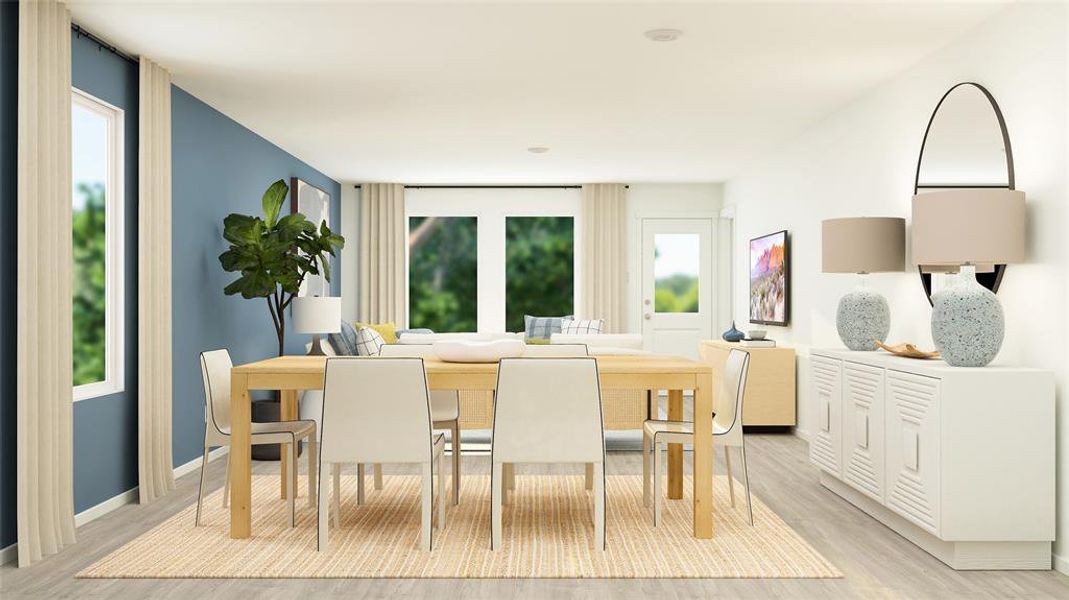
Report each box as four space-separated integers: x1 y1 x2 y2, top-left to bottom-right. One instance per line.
230 373 252 539
280 390 298 499
692 371 714 539
667 389 684 499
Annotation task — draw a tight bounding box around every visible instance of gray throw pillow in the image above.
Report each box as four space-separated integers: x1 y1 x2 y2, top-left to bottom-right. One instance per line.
524 315 573 341
328 320 359 355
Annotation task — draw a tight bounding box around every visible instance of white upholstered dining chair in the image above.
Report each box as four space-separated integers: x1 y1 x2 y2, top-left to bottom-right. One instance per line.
643 348 752 526
196 349 318 527
491 357 606 550
378 344 461 505
316 357 448 552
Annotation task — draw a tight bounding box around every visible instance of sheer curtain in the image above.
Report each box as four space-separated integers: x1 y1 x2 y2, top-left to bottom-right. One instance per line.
137 57 174 504
580 183 628 332
16 0 76 566
358 183 406 324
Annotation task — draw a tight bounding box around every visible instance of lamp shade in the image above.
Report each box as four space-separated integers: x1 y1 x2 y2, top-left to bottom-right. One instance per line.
292 296 342 334
822 217 906 273
912 189 1025 271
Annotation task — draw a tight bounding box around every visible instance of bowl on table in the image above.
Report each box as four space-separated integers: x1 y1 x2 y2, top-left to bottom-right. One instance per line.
746 330 768 340
433 339 525 363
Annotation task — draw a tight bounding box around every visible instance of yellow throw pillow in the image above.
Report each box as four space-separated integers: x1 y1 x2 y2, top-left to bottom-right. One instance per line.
354 321 398 344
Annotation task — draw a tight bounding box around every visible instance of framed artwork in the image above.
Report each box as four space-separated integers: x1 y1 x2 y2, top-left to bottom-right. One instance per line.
290 177 331 297
749 230 789 326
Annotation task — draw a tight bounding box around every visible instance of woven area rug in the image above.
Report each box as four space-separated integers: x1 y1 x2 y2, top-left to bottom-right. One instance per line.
79 474 840 579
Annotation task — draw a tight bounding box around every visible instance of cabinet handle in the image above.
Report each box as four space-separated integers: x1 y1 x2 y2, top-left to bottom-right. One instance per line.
904 429 919 471
856 411 868 449
820 398 830 432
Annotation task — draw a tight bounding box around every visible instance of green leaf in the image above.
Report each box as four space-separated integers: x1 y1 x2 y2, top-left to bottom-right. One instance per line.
276 213 315 242
261 179 289 229
222 214 263 246
218 246 259 272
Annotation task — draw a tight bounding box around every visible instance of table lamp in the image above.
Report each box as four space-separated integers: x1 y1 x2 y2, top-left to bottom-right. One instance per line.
912 189 1025 366
292 296 342 356
822 217 906 350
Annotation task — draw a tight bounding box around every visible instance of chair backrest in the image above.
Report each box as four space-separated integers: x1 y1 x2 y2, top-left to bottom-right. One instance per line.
492 358 604 463
522 343 588 357
200 349 233 436
714 349 751 434
378 344 459 405
320 357 433 464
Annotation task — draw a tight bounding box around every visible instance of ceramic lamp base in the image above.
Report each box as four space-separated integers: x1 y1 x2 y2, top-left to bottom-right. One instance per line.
931 265 1004 367
837 287 890 351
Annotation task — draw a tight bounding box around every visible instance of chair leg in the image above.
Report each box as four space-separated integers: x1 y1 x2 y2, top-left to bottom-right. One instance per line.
308 437 318 507
450 421 461 506
356 464 366 505
653 439 663 527
491 461 503 550
725 445 736 508
331 463 341 528
585 463 594 491
374 463 384 490
317 462 330 552
421 462 433 551
502 463 513 504
741 442 754 526
642 432 651 508
222 450 231 509
195 446 210 526
593 462 605 551
287 438 298 527
437 452 446 528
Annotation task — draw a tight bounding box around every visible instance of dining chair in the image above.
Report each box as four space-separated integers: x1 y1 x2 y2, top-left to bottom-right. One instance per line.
379 344 461 505
196 349 318 528
643 348 752 526
491 357 606 550
316 357 447 552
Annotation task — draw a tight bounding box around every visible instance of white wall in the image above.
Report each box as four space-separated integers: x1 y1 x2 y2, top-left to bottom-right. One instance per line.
722 2 1067 569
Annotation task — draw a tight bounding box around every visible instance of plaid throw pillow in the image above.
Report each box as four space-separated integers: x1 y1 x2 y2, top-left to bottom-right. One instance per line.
355 326 385 356
328 321 359 355
524 315 573 341
561 318 604 335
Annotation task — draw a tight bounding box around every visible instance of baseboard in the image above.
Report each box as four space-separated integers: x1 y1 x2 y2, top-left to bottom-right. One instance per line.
1054 551 1069 575
1 447 229 565
793 426 811 441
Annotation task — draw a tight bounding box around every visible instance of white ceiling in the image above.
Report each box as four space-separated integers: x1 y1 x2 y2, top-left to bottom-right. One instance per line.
68 1 1010 184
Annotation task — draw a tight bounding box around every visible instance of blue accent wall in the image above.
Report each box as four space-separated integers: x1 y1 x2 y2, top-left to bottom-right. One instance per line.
0 0 19 550
170 86 341 468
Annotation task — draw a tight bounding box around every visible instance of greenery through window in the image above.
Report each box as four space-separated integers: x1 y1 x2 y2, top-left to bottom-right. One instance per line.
505 217 574 332
654 233 699 313
408 216 478 332
72 100 109 387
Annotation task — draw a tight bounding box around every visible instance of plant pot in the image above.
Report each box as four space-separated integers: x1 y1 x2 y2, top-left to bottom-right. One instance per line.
250 398 304 461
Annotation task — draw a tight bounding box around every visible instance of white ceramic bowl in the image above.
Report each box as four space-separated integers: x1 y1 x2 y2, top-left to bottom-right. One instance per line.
433 339 526 363
747 329 768 340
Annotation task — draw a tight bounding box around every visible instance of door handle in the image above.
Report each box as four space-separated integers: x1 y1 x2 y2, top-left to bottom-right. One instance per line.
644 313 652 320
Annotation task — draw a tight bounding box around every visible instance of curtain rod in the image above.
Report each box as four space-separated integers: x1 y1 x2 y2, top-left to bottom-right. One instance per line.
354 184 629 190
72 23 138 65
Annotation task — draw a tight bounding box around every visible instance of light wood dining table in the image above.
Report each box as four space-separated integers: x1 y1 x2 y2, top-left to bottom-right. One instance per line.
227 354 716 540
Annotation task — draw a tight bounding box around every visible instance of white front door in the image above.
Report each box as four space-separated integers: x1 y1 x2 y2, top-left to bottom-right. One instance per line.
640 219 714 359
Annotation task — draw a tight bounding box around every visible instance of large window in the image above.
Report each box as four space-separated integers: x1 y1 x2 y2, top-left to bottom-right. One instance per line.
408 216 478 332
72 89 124 399
505 217 574 332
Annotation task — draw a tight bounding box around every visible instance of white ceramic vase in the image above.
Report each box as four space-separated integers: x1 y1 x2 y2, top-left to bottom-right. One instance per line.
930 265 1004 367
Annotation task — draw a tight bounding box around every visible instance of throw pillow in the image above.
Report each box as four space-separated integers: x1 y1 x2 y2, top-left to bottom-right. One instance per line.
561 318 604 335
328 320 360 355
355 321 399 344
355 326 386 356
524 314 573 341
397 328 434 338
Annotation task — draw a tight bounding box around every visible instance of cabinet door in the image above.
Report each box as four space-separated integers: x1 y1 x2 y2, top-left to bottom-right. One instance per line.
842 361 885 502
885 370 941 535
809 356 842 476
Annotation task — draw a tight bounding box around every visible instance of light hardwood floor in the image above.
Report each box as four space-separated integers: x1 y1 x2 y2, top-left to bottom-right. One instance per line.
2 434 1067 599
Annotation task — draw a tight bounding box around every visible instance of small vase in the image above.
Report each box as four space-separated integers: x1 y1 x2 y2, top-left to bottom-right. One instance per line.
722 321 745 342
930 265 1004 367
836 276 890 351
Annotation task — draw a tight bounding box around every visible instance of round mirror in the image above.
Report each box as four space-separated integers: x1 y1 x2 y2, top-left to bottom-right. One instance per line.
914 82 1014 303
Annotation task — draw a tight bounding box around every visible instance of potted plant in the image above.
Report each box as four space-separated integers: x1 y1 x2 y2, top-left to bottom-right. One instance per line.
218 179 345 356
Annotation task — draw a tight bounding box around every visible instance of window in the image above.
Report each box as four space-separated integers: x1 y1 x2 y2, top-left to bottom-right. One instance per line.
654 233 699 313
505 216 574 332
72 89 124 400
408 216 478 332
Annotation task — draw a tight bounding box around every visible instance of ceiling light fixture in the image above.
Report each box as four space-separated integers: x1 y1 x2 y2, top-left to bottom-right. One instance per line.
644 28 683 42
527 146 550 154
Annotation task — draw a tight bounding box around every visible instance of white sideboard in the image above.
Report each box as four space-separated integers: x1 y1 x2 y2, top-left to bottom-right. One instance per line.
808 349 1055 570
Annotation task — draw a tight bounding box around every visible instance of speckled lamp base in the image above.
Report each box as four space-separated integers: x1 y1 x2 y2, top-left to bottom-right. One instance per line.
836 287 890 351
931 266 1004 367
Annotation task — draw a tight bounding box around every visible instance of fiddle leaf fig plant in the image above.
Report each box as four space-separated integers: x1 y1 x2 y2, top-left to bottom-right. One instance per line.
219 179 345 355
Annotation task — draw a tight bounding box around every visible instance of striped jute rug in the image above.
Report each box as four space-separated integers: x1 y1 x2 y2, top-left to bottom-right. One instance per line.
79 474 840 579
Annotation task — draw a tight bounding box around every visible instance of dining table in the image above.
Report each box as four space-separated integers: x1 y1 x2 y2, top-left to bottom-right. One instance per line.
227 353 716 540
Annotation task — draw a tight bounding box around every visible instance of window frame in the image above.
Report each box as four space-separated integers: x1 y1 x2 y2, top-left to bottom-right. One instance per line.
405 188 581 332
72 87 125 401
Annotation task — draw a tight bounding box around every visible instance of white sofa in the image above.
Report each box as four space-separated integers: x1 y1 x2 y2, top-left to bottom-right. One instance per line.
397 332 523 345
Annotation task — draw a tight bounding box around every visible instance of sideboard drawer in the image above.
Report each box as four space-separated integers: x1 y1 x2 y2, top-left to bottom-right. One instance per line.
884 370 941 536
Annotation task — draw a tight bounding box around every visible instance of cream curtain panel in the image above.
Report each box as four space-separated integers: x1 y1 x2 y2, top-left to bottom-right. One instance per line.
137 58 174 504
580 184 628 333
16 0 76 567
358 184 406 324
